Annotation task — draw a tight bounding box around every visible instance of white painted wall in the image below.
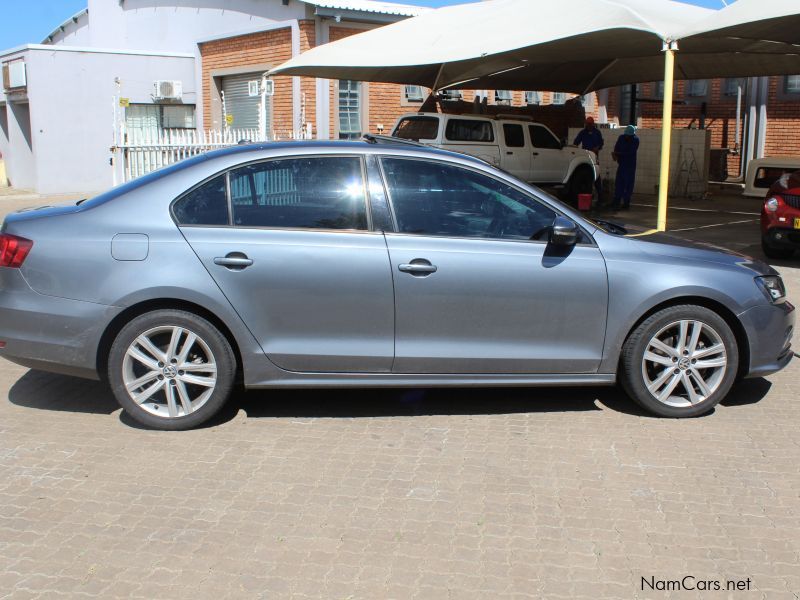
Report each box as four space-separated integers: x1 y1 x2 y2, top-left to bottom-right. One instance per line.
51 0 308 53
4 102 37 189
569 127 710 198
24 48 196 194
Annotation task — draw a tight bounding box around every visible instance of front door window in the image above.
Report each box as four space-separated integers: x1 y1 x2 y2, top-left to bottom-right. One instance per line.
381 158 556 241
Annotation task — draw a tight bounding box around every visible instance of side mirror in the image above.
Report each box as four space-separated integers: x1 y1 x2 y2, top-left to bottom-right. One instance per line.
550 216 579 246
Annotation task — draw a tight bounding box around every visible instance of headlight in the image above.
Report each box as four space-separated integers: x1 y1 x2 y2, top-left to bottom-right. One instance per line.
765 197 780 212
755 275 787 303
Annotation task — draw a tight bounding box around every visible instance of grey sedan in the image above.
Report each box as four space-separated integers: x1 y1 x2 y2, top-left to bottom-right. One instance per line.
0 141 794 429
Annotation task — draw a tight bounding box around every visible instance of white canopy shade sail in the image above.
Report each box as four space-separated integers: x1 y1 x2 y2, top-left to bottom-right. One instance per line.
271 0 800 93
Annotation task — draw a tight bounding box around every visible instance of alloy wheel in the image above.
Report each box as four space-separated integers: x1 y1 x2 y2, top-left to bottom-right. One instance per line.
641 319 728 408
122 326 217 418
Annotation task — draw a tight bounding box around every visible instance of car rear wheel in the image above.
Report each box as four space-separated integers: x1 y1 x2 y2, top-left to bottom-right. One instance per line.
620 305 738 417
761 236 794 259
108 309 236 430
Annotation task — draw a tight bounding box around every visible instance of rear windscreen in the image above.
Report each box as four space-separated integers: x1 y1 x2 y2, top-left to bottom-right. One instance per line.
393 116 440 141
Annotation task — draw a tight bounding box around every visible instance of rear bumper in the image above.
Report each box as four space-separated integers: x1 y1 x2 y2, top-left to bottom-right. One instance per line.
0 269 120 380
739 301 795 378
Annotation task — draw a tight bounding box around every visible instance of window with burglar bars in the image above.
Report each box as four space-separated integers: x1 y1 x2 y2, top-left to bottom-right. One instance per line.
494 90 513 105
524 91 541 105
686 79 709 97
785 75 800 95
338 80 362 140
551 92 566 105
724 78 746 97
404 85 425 103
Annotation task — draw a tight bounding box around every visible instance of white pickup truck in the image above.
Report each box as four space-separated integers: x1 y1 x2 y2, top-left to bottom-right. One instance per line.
391 112 597 199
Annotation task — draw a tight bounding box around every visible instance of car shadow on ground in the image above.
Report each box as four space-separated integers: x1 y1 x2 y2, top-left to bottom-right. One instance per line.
7 370 773 430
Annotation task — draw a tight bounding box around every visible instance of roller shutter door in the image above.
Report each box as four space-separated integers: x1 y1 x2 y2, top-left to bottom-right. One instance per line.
221 73 270 134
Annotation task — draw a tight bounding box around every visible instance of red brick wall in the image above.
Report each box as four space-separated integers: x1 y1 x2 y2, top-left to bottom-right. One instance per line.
199 29 294 137
298 20 316 136
606 77 800 178
764 77 800 159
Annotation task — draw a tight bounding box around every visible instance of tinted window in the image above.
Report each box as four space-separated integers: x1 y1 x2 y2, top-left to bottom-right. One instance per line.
229 157 368 230
382 158 556 241
173 175 229 226
394 116 439 140
445 119 494 143
503 124 525 148
529 125 561 149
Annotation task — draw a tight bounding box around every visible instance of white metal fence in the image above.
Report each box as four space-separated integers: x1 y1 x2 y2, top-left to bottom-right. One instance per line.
113 125 314 184
114 128 265 183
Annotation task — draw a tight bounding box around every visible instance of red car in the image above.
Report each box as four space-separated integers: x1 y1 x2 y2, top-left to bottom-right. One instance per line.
761 170 800 259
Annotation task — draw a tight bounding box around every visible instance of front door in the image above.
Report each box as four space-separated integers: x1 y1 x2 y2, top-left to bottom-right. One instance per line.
178 155 394 373
380 157 608 374
529 124 565 183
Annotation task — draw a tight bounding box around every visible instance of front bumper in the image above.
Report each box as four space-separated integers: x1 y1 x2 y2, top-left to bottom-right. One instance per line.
739 300 795 377
0 269 120 380
763 226 800 250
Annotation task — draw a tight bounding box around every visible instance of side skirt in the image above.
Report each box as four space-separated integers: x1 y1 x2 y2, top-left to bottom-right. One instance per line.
246 373 617 389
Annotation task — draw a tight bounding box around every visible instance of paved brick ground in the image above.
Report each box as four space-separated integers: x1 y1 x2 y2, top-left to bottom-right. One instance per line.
1 192 799 599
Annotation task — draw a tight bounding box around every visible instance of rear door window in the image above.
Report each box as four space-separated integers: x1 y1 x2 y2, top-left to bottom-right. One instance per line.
393 116 439 141
228 156 368 230
445 119 495 143
503 124 525 148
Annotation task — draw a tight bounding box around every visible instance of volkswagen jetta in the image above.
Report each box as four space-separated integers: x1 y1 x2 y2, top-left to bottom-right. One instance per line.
0 141 794 429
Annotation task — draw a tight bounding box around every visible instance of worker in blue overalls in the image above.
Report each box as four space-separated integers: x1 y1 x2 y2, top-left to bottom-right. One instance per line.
611 125 640 211
573 117 604 199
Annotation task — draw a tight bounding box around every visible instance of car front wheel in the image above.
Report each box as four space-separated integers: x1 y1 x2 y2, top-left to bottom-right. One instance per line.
620 305 739 417
108 309 236 430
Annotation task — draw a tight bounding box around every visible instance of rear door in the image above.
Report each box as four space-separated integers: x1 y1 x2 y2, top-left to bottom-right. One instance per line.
500 123 531 180
176 155 395 373
529 124 566 183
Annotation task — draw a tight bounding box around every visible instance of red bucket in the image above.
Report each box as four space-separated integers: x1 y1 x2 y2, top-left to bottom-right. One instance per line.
577 193 593 211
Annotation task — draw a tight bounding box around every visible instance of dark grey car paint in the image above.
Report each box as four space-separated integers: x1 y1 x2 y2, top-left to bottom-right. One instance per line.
0 141 794 388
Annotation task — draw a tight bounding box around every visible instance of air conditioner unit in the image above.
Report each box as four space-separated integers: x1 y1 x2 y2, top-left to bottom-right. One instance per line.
153 80 183 100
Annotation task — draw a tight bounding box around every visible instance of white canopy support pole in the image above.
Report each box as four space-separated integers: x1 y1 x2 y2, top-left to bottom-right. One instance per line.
657 40 677 232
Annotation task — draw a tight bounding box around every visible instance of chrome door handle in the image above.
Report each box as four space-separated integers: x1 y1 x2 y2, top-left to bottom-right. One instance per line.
398 260 437 276
214 254 253 269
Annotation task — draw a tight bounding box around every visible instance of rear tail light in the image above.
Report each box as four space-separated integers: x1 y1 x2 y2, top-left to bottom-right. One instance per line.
0 233 33 268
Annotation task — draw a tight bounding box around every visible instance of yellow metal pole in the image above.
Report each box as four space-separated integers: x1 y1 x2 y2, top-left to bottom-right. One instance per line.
657 41 677 232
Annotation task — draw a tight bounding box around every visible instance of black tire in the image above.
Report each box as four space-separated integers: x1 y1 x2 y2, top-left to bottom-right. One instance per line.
620 305 739 418
567 167 595 205
107 309 236 430
761 237 794 260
